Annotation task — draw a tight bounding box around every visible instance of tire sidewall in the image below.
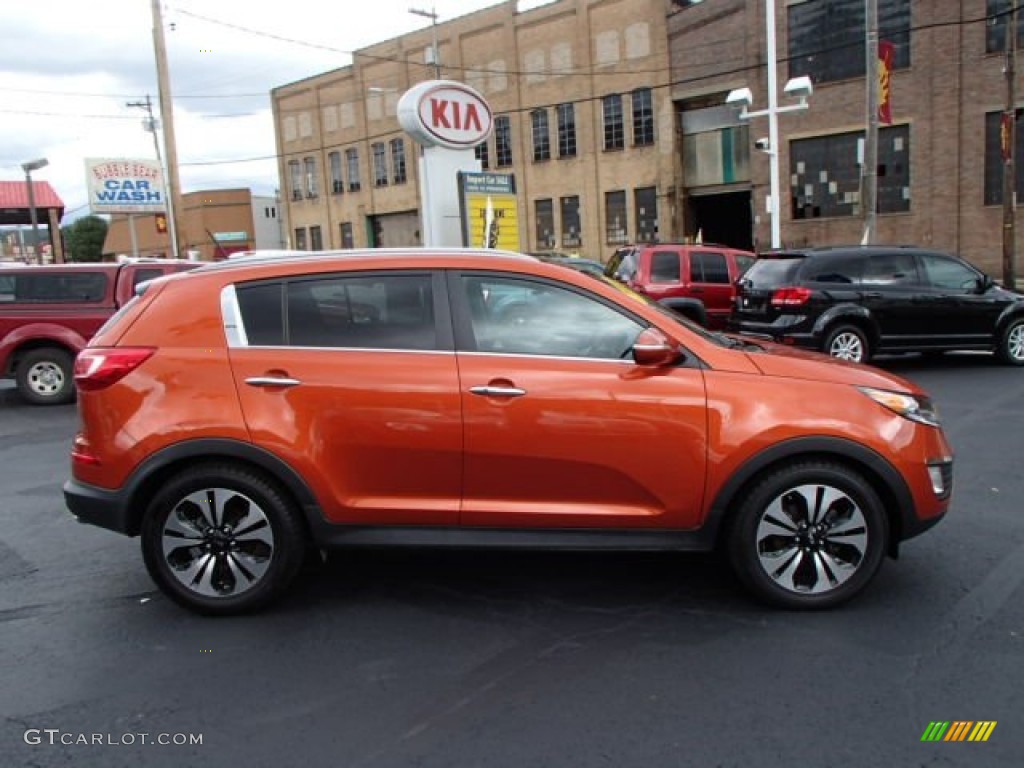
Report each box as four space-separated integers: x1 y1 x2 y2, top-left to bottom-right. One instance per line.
998 317 1024 366
824 324 870 364
16 348 75 405
141 465 305 615
728 463 888 610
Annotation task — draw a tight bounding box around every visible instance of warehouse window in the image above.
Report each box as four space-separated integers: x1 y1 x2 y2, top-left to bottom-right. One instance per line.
788 0 910 84
557 103 577 158
531 109 551 162
790 125 911 219
602 94 624 151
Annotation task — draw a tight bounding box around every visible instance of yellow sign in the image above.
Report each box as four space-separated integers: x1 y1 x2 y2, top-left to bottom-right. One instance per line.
459 172 520 251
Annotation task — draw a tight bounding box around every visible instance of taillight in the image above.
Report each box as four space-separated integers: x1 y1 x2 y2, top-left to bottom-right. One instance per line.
74 347 155 391
770 287 813 307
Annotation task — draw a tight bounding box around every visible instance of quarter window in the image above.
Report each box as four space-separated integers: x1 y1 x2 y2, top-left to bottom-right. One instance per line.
460 275 643 359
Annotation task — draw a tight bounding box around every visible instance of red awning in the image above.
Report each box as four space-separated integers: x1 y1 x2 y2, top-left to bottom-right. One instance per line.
0 180 64 209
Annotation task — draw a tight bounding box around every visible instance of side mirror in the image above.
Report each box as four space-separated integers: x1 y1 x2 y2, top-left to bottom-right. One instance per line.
981 274 995 293
632 328 681 367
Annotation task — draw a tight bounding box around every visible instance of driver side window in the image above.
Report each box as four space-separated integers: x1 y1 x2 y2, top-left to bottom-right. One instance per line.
461 275 644 359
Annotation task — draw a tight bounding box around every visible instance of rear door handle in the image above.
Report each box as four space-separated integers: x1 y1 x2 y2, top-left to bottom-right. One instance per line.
245 376 302 388
470 385 526 398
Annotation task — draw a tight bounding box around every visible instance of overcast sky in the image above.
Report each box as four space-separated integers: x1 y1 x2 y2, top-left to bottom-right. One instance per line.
0 0 532 222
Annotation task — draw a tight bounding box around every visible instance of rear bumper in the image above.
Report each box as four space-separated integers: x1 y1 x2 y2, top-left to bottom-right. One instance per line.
730 318 820 349
64 478 135 536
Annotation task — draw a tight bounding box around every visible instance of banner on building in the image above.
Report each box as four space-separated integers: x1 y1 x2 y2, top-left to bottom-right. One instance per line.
85 158 166 214
878 41 895 125
457 172 520 251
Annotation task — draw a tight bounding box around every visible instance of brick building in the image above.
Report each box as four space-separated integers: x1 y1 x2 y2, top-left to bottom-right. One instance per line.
104 189 284 261
272 0 1024 276
272 0 673 260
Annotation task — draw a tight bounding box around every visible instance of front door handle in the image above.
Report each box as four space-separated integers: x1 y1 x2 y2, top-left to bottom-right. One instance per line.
470 385 526 398
245 376 302 388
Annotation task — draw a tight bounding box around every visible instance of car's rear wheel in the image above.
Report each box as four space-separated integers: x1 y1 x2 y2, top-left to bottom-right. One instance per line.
996 317 1024 366
824 325 870 363
15 347 75 405
728 462 888 609
141 464 306 615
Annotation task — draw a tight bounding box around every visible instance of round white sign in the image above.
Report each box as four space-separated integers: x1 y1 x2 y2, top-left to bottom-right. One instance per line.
397 80 493 150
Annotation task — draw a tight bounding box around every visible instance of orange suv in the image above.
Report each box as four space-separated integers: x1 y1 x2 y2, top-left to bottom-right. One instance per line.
64 249 953 615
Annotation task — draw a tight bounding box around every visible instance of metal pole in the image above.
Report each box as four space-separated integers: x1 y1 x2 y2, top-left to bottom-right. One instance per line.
128 214 140 258
151 0 184 258
863 0 879 244
766 0 782 249
24 171 42 264
1003 3 1018 289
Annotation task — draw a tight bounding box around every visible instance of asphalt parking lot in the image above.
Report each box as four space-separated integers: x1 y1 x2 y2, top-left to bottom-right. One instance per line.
1 356 1023 768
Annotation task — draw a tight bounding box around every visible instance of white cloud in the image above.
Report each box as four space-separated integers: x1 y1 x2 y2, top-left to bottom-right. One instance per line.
0 0 501 220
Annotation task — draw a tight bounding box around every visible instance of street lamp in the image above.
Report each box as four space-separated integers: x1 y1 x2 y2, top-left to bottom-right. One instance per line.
21 157 49 264
409 6 440 79
726 0 813 250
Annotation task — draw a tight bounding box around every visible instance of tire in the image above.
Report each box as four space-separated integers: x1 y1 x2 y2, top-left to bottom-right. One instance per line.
824 324 870 364
15 347 75 405
996 317 1024 366
141 464 307 615
727 461 888 609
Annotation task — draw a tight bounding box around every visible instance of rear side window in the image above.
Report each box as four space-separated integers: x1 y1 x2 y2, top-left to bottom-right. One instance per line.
2 272 108 303
690 251 730 284
286 273 437 350
741 257 804 288
803 254 863 284
649 251 681 283
861 253 918 285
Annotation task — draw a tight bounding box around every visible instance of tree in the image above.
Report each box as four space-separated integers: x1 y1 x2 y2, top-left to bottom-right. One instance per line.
62 215 109 262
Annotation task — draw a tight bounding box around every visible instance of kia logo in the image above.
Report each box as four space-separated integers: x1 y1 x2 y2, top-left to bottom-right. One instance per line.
398 81 494 150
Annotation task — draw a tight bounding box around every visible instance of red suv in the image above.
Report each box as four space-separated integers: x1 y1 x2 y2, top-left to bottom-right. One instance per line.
605 244 755 328
64 250 953 615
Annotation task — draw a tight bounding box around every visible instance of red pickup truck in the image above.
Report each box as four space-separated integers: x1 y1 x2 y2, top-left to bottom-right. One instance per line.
0 260 198 404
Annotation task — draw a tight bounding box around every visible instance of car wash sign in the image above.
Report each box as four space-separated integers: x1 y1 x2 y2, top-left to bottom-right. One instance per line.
397 81 493 149
85 158 166 214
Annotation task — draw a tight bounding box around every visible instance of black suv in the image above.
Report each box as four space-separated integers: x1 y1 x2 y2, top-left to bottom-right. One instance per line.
730 245 1024 364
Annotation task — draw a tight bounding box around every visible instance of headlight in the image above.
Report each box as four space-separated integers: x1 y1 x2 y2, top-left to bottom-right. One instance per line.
858 386 941 427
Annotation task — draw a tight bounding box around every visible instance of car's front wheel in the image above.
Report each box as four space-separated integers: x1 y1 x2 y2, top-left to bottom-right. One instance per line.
141 464 307 615
996 317 1024 366
728 462 888 609
824 325 870 363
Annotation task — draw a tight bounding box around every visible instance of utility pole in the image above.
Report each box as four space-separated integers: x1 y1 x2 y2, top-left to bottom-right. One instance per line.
150 0 185 258
1003 2 1018 289
409 7 440 79
862 0 879 245
127 94 179 260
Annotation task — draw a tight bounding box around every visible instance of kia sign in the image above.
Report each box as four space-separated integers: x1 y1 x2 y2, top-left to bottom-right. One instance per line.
397 80 493 150
85 158 166 214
